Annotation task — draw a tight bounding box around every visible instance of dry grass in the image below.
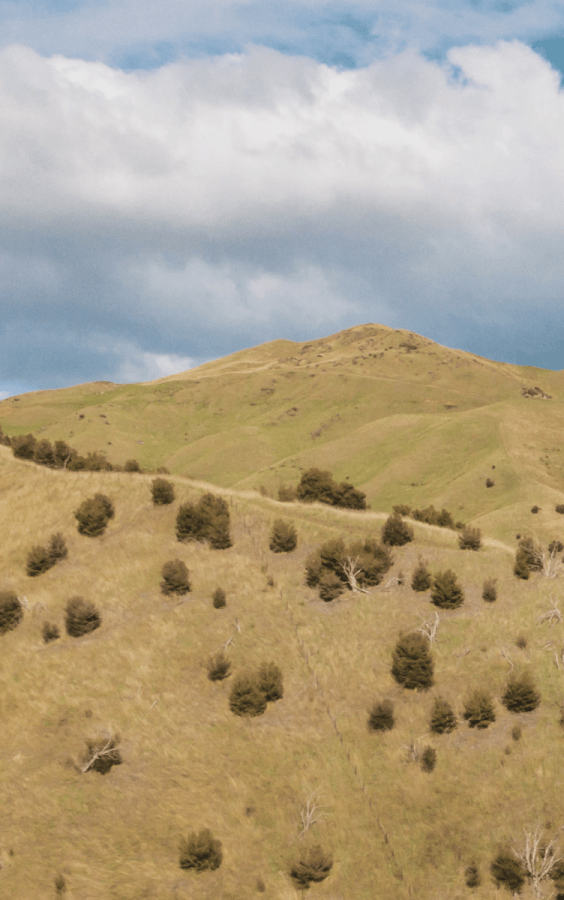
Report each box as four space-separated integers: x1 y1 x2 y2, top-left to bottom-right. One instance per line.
1 449 564 898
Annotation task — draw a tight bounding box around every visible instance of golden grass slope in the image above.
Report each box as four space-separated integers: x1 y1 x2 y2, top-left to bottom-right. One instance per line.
2 324 564 544
1 449 564 898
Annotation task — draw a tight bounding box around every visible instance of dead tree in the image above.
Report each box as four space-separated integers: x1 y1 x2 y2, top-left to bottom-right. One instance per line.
339 557 369 594
415 612 440 644
539 597 563 626
513 824 564 899
81 733 121 774
299 792 329 837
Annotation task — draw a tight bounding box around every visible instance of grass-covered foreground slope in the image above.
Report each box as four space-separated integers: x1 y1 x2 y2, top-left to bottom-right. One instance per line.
2 448 564 899
2 323 564 544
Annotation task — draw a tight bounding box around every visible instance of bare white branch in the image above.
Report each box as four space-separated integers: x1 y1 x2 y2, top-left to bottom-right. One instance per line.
299 792 329 837
499 648 514 670
539 596 562 626
513 824 564 898
339 556 369 594
415 611 440 644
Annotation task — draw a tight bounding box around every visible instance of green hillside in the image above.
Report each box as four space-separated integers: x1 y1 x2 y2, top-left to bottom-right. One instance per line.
2 323 564 544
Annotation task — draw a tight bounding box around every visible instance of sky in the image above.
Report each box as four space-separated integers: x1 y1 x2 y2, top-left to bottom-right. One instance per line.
2 1 564 396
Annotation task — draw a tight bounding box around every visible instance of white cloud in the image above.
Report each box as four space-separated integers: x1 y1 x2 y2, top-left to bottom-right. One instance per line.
1 39 564 387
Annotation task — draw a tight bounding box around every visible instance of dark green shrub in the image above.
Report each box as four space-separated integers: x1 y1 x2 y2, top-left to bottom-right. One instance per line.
11 432 37 459
229 673 267 717
411 559 432 592
412 505 455 529
393 504 412 516
516 537 543 575
176 493 232 549
179 829 222 871
486 478 494 488
556 504 564 514
318 572 344 602
367 699 394 732
381 513 414 546
391 632 434 690
465 863 481 888
65 597 101 637
431 570 464 609
54 874 66 893
34 438 57 467
458 526 482 550
207 652 231 681
124 458 140 472
83 733 122 774
212 588 226 608
42 621 60 643
296 468 366 509
420 746 436 772
531 505 540 514
75 494 114 536
482 577 497 602
289 844 333 889
47 533 68 562
278 484 297 502
514 548 531 580
502 671 541 712
160 559 191 595
430 697 457 734
515 634 527 649
257 662 283 702
151 477 175 505
269 519 297 553
490 847 525 893
26 544 54 576
0 591 23 634
305 536 392 597
462 689 495 728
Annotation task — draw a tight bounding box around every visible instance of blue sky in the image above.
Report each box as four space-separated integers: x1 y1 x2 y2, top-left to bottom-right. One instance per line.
1 0 564 396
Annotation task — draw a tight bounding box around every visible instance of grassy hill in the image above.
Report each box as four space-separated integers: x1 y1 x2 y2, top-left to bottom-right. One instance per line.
2 323 564 544
1 445 564 899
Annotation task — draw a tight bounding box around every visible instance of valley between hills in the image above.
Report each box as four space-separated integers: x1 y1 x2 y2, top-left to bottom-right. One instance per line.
1 323 564 899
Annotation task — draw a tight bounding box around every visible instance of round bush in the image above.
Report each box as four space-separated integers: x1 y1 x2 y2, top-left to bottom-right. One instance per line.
207 652 231 681
465 864 481 888
42 621 60 643
124 459 140 472
229 672 267 717
411 559 432 592
212 587 226 608
269 519 298 553
47 533 68 562
257 661 283 702
318 572 344 602
482 577 497 602
65 597 101 637
368 699 394 732
490 848 525 893
431 570 464 609
462 689 495 728
75 494 114 537
179 829 222 872
151 478 175 505
26 544 54 577
381 513 414 546
0 591 23 634
430 697 457 734
289 844 333 889
420 745 436 772
458 526 482 550
391 631 434 690
502 671 541 712
160 559 191 595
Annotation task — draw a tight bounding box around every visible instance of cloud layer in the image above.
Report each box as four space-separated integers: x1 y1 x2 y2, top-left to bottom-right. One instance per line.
2 38 564 391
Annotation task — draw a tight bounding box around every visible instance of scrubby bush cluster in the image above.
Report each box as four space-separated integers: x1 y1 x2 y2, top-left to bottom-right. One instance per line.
207 651 231 681
151 478 175 505
0 591 23 635
83 733 122 774
502 672 541 712
65 597 101 637
296 468 366 509
42 621 60 643
179 829 223 871
458 526 482 550
411 558 432 592
368 699 395 732
462 689 496 728
11 433 115 472
305 537 392 600
160 559 191 595
391 632 434 690
75 494 114 537
229 662 283 717
394 504 458 529
212 587 226 608
431 570 464 609
430 697 457 734
381 512 414 546
176 493 232 549
482 577 497 602
289 844 333 889
269 519 297 552
490 847 525 893
26 533 67 576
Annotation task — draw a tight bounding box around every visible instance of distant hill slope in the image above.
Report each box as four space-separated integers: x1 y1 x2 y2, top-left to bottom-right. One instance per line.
2 323 564 542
